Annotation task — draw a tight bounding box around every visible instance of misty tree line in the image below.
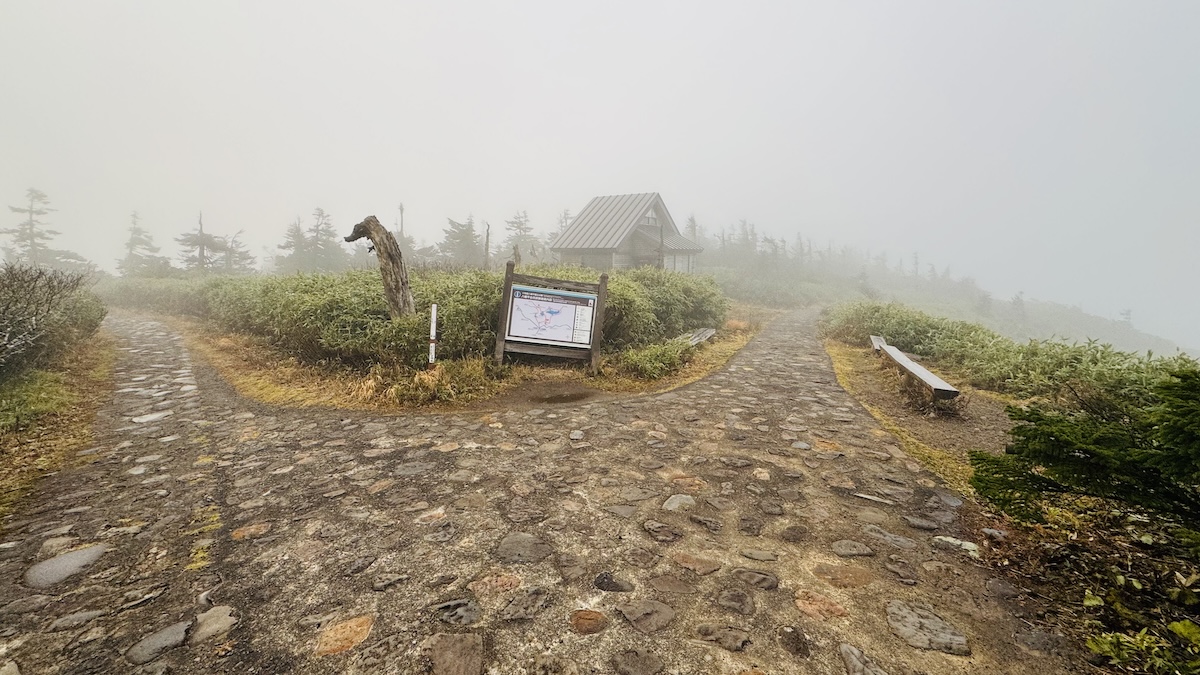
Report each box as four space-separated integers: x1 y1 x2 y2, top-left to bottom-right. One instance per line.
427 208 573 268
1 188 577 277
4 187 1047 324
1 186 997 293
1 188 258 277
686 214 954 279
683 215 1070 328
141 204 571 272
1 189 375 278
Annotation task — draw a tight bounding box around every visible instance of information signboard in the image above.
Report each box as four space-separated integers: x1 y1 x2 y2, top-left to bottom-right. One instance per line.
494 262 609 373
504 284 596 349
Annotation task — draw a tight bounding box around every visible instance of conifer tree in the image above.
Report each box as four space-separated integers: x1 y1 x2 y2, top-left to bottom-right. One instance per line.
438 215 480 265
3 189 92 271
3 188 57 265
275 217 312 273
215 231 256 274
502 210 539 261
543 209 573 262
307 208 349 272
117 212 174 277
176 212 225 274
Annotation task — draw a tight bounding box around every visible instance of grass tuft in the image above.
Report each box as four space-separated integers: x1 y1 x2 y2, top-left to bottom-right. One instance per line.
0 371 73 434
0 332 116 520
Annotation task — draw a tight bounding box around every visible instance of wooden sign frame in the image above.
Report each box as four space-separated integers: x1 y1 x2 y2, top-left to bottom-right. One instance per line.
494 261 608 374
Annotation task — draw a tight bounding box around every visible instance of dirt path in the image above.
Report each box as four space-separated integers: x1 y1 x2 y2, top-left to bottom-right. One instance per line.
0 310 1085 674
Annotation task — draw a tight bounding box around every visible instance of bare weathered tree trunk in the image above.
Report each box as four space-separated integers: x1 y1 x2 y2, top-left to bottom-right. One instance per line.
345 215 415 319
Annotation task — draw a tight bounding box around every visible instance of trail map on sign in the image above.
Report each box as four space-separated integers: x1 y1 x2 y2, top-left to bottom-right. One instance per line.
505 284 596 348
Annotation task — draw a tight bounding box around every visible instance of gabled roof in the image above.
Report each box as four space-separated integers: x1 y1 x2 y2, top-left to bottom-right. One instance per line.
631 228 704 253
551 193 681 251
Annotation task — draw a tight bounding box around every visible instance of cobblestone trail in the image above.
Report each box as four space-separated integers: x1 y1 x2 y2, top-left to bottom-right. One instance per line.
0 311 1077 674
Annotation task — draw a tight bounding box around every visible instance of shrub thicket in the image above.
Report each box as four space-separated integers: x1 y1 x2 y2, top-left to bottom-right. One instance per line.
823 300 1200 672
97 266 728 371
93 277 226 317
821 301 1200 515
819 301 1194 403
1 264 106 386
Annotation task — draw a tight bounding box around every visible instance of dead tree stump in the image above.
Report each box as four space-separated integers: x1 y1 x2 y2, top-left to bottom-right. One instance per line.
345 215 415 319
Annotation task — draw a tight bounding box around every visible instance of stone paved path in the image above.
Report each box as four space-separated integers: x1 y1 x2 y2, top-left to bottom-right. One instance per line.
0 311 1080 674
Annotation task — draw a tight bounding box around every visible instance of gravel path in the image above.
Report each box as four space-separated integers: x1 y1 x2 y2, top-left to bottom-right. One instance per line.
0 310 1080 674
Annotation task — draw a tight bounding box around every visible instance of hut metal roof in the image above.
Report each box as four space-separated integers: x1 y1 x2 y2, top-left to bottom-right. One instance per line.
550 193 680 251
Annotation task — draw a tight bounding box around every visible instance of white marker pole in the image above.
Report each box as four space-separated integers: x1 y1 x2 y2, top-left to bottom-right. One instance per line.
428 303 438 365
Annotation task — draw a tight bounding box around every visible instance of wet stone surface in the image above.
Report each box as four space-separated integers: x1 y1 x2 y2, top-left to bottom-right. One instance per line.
833 539 876 557
22 544 109 589
886 599 972 655
0 312 1080 673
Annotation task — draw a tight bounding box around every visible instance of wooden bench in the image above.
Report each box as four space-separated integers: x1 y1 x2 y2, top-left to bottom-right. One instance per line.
869 335 959 400
681 328 717 346
869 335 888 354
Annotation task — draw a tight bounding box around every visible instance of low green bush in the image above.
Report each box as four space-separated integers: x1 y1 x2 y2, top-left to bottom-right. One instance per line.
97 266 728 373
820 301 1195 403
93 277 225 317
618 339 695 379
619 268 729 338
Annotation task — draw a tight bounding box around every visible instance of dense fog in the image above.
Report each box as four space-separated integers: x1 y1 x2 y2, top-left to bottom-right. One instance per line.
1 1 1197 347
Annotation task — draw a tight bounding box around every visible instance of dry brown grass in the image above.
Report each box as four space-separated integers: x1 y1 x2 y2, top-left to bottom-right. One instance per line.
179 324 395 411
0 331 116 520
824 339 977 495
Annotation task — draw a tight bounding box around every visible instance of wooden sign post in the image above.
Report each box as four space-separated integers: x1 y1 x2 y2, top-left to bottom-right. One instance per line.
494 261 608 374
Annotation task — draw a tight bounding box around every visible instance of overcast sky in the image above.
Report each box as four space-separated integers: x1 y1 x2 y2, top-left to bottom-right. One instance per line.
2 1 1197 347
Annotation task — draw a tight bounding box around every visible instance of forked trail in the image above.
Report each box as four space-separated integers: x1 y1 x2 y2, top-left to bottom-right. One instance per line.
0 310 1083 674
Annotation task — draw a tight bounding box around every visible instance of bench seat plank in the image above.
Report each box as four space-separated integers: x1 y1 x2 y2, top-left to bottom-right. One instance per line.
880 345 959 400
869 335 888 353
